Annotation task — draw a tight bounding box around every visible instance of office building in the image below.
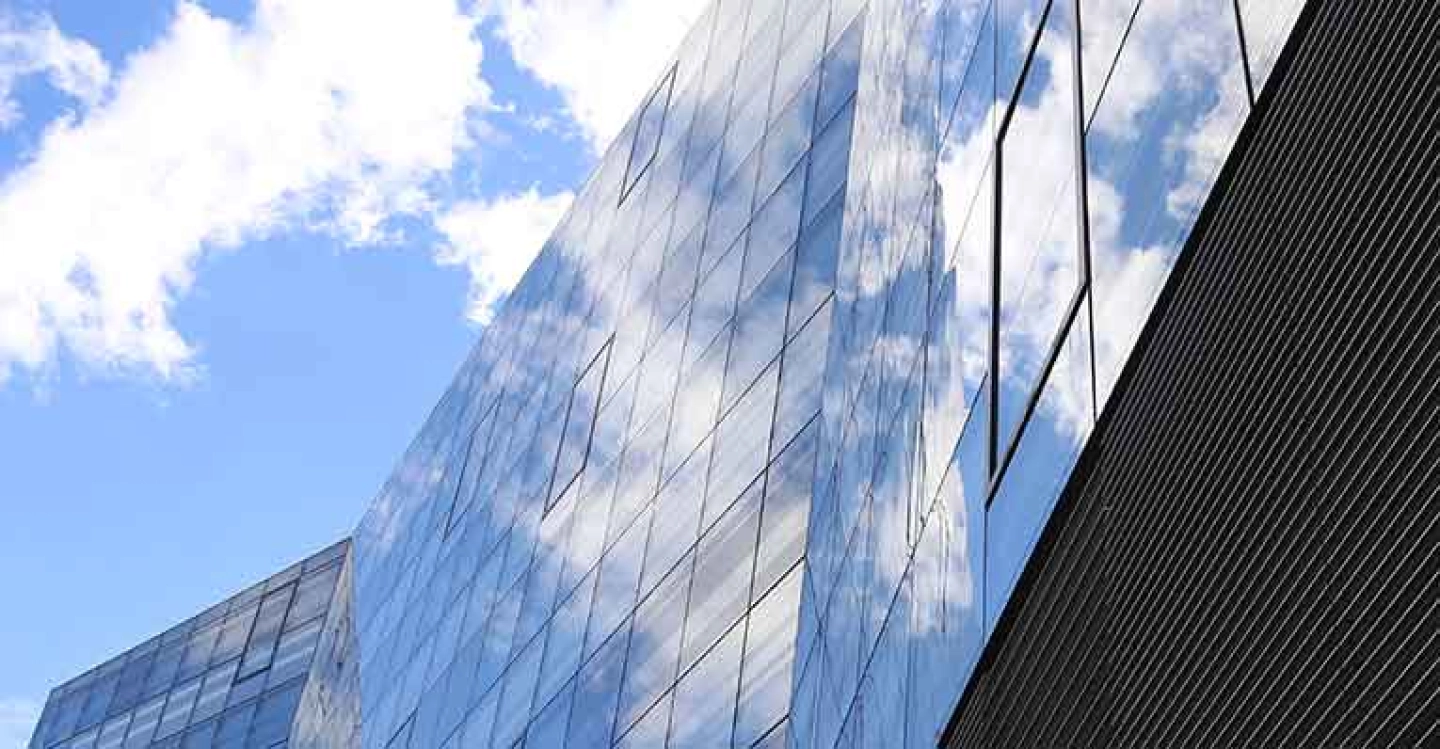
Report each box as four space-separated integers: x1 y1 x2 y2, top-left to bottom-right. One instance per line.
26 541 349 749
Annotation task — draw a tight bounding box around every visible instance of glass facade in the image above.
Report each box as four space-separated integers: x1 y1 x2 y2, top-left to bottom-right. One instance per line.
32 1 1309 748
333 0 1307 748
343 1 862 746
27 541 349 749
794 1 1304 747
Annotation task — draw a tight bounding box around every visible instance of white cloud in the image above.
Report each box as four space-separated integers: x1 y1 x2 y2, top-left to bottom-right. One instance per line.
493 0 706 149
0 698 40 749
0 0 491 383
0 13 109 129
434 187 573 323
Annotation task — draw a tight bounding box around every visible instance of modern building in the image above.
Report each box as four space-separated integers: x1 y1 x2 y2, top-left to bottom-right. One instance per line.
25 541 350 749
31 0 1440 747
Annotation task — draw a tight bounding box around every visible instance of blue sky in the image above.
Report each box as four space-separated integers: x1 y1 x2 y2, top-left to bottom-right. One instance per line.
0 0 702 745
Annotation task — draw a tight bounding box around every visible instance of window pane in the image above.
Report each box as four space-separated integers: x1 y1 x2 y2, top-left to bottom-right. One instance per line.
623 68 677 203
1237 0 1305 92
707 365 778 527
189 660 238 725
775 300 831 451
726 252 793 412
245 680 302 749
154 679 200 740
997 0 1081 450
754 420 816 601
616 555 690 736
1086 0 1250 409
743 162 806 304
548 339 613 512
735 562 804 746
122 695 165 749
683 478 761 673
669 619 743 749
268 618 322 686
803 99 856 228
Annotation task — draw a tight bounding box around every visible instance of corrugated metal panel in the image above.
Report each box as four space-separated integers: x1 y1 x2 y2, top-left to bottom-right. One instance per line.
943 0 1440 745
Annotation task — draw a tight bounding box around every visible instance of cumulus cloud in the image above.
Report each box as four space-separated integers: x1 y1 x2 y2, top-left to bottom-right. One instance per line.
0 698 40 749
434 187 574 323
0 13 109 129
492 0 706 149
0 0 491 382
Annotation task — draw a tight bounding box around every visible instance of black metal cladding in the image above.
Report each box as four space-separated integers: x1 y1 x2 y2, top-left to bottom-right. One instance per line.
943 0 1440 746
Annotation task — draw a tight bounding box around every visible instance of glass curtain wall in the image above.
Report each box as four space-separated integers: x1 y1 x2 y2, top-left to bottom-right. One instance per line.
792 0 1306 748
321 0 1306 747
27 542 349 749
343 1 863 748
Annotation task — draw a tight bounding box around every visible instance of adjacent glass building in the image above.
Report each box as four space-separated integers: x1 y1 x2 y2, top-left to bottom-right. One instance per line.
30 0 1323 747
26 541 349 749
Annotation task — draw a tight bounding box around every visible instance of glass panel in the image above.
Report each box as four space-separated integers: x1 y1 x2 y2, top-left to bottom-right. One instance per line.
1237 0 1305 93
1079 0 1142 121
1087 0 1250 409
211 605 257 665
568 625 628 749
490 631 543 748
775 301 832 451
586 518 646 661
726 252 793 412
177 720 215 749
189 660 238 725
613 689 672 749
642 443 708 596
986 314 1093 632
549 339 613 512
817 15 864 131
707 366 778 528
754 421 816 602
154 679 200 740
686 474 761 677
122 694 165 749
744 162 806 304
287 566 337 626
803 100 856 228
624 68 677 203
524 678 574 749
618 552 691 735
707 153 762 268
668 621 743 749
535 567 594 702
176 624 219 682
997 0 1082 450
94 714 129 749
998 0 1050 106
269 617 323 685
245 680 302 749
734 562 804 747
758 73 818 207
458 689 498 749
908 380 988 742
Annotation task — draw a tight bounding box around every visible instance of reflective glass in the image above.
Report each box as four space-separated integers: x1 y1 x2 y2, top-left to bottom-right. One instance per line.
996 0 1082 450
735 562 803 746
1086 0 1251 408
683 477 761 672
1237 0 1305 93
668 620 744 749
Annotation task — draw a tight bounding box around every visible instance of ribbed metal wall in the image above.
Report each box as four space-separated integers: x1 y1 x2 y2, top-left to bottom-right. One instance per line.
942 0 1440 746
